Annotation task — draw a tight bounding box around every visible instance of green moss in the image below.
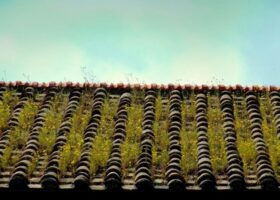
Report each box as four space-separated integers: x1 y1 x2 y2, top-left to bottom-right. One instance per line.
8 99 39 158
0 99 39 168
90 97 117 175
59 92 92 174
181 92 197 178
28 153 39 176
235 95 257 175
90 133 111 174
259 92 280 180
121 90 143 173
3 88 280 180
0 90 19 134
17 100 39 131
38 92 68 155
10 153 20 167
1 90 19 107
208 94 227 175
152 93 169 170
0 146 12 169
0 101 10 133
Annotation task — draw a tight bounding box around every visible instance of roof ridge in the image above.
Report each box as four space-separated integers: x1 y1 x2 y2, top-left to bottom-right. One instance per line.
0 81 278 91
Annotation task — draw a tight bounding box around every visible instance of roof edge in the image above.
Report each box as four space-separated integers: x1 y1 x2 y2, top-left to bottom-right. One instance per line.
0 81 278 92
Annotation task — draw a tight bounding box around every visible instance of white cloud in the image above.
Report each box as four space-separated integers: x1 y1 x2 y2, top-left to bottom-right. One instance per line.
114 42 247 85
0 35 17 62
0 32 246 85
0 36 88 82
0 0 250 85
82 44 246 86
165 46 246 85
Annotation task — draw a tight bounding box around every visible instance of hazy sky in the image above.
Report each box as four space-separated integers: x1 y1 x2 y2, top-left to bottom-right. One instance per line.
0 0 280 85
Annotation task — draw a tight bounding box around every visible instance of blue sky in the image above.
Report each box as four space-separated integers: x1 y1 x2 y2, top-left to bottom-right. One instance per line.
0 0 280 85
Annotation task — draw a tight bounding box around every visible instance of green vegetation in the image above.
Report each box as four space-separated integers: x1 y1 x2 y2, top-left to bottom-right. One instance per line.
2 88 280 182
0 89 19 170
0 90 19 134
208 94 227 175
259 92 280 180
0 147 12 170
180 91 197 178
234 94 257 176
59 92 92 175
0 98 39 169
38 92 68 155
152 93 169 171
32 92 68 176
121 90 144 174
90 97 117 175
28 153 39 176
0 101 10 134
11 100 39 149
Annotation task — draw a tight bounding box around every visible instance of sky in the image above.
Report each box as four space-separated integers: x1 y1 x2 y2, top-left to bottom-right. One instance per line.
0 0 280 86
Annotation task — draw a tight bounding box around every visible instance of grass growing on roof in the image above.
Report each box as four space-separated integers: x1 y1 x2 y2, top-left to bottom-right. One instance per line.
181 91 197 179
0 147 12 170
0 89 19 134
0 98 39 169
0 89 18 170
59 92 92 175
31 91 72 176
152 92 169 171
38 91 68 156
12 100 39 148
234 94 257 176
259 92 280 181
207 93 227 175
28 154 39 176
3 87 280 183
121 90 144 174
0 100 11 134
90 97 117 175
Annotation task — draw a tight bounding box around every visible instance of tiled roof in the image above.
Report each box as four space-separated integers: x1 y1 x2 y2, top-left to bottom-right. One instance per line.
0 82 280 192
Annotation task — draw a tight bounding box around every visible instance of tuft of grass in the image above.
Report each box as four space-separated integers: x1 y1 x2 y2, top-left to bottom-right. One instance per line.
0 90 19 135
28 153 39 176
234 94 257 176
90 97 117 175
259 92 280 180
59 92 92 174
121 90 143 173
1 98 39 169
152 93 169 171
181 91 197 178
0 99 40 168
0 101 10 132
32 92 69 176
38 92 68 155
0 147 12 170
90 134 111 174
9 100 39 151
208 94 227 175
